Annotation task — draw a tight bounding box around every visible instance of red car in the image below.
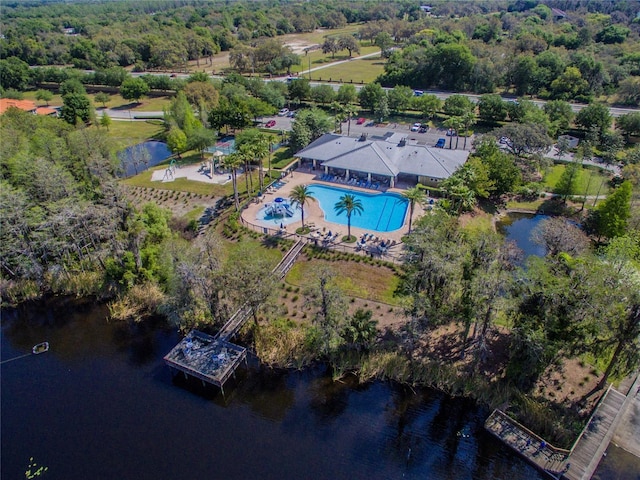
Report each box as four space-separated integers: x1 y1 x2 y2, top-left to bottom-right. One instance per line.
356 117 366 125
265 120 276 128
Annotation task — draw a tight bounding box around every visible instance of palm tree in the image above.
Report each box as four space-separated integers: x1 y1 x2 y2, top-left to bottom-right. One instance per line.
402 185 427 233
289 184 314 229
462 111 476 150
253 132 270 193
345 103 358 137
223 152 242 211
342 308 378 352
334 193 364 241
237 144 254 196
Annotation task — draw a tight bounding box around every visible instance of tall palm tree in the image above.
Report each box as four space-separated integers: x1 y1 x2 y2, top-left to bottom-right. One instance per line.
334 193 364 241
253 132 270 193
289 184 314 229
402 185 427 233
345 103 358 137
237 144 254 196
462 111 476 150
223 152 242 211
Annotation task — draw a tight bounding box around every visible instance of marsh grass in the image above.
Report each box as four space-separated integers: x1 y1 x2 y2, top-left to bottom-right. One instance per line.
108 283 167 322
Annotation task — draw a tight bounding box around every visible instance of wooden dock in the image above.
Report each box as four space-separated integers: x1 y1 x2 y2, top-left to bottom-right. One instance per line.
563 385 626 480
165 240 306 393
485 409 569 478
485 384 629 480
164 330 247 394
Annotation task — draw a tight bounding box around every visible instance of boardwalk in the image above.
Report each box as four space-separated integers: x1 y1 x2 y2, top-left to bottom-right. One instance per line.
215 239 305 341
485 410 569 478
486 383 630 480
563 386 626 480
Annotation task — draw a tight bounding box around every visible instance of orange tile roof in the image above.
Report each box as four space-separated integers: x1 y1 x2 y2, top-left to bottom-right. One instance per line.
0 98 37 115
35 106 58 116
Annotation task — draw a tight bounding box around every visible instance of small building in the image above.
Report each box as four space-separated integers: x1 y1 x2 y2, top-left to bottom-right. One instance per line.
551 8 567 20
0 99 58 117
558 135 579 149
295 132 469 188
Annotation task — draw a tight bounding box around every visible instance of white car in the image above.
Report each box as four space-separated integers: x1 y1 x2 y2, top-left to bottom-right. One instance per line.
278 108 289 116
410 122 421 132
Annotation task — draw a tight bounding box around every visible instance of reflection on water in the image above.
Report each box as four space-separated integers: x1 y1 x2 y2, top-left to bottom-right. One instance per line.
496 213 548 259
2 300 545 480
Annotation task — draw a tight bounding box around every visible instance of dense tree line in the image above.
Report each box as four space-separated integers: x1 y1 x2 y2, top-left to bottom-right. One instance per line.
401 209 640 393
2 1 639 104
377 3 640 103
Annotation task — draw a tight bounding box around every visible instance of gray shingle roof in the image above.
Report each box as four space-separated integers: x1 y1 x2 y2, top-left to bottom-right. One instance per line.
295 133 469 180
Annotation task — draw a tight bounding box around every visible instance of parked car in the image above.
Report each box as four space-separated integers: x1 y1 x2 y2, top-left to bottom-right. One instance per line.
410 122 421 132
435 138 446 148
265 120 276 128
356 117 366 125
278 108 289 116
419 125 428 133
413 90 424 96
287 110 296 117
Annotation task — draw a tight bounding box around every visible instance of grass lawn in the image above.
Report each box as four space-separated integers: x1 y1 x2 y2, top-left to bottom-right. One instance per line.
543 164 612 197
286 258 402 305
23 91 172 112
310 55 385 84
222 236 284 268
104 119 165 150
505 198 546 211
270 147 295 169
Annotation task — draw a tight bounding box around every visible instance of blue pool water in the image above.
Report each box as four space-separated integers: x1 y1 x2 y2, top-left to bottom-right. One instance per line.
307 184 408 232
118 141 172 177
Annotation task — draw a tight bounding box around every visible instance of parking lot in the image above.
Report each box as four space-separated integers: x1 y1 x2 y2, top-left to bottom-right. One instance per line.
258 114 472 150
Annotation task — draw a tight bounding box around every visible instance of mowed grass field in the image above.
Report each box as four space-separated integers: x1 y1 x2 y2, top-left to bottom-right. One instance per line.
22 90 172 112
309 55 386 84
286 258 402 305
543 164 612 197
105 119 165 150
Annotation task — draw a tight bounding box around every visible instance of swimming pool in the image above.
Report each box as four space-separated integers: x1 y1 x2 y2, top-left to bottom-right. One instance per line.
307 184 408 232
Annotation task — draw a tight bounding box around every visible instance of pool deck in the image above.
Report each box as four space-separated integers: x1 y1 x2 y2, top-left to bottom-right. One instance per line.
241 169 426 245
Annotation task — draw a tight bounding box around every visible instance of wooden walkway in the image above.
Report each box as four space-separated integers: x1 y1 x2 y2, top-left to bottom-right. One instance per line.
563 385 626 480
485 410 569 478
485 384 628 480
215 239 305 341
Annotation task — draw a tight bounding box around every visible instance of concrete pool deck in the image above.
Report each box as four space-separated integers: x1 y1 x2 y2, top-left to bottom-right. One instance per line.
241 169 427 245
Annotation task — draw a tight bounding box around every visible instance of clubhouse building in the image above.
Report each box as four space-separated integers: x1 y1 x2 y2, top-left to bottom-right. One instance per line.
294 132 470 188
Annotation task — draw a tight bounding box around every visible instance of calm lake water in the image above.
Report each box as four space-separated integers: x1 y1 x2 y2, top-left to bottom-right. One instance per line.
118 141 172 177
495 213 547 258
1 299 545 480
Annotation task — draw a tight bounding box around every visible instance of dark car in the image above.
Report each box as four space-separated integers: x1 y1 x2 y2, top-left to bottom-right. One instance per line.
435 138 446 148
419 125 428 133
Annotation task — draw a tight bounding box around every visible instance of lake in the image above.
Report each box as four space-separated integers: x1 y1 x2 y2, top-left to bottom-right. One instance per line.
118 141 172 177
495 212 547 258
1 299 544 480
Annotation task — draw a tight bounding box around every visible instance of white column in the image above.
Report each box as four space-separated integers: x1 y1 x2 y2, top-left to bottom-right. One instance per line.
324 166 328 174
367 172 371 182
390 176 395 188
346 169 350 180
